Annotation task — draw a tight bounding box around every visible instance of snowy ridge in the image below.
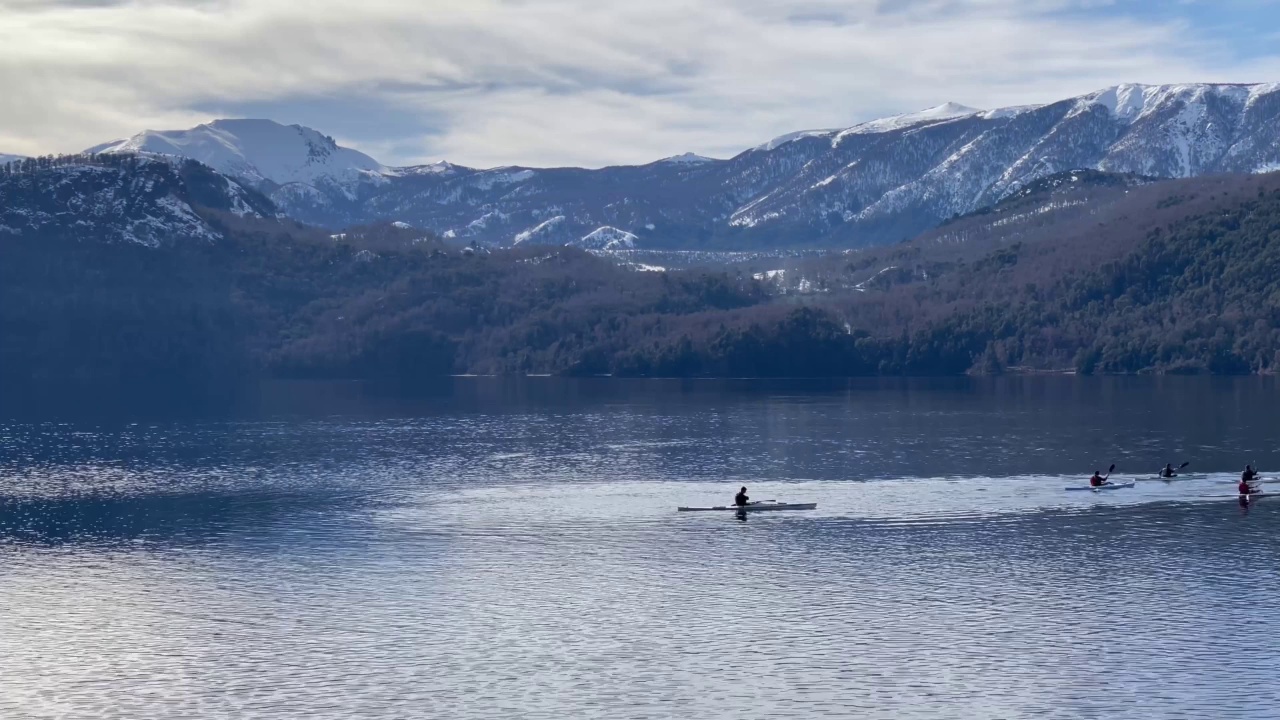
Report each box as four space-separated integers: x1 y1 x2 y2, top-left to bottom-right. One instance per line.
513 216 565 244
752 129 839 153
572 226 638 250
389 161 470 177
67 82 1280 249
836 102 981 141
727 82 1280 243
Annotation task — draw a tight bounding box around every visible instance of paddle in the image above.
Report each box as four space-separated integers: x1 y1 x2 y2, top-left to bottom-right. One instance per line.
1102 463 1116 486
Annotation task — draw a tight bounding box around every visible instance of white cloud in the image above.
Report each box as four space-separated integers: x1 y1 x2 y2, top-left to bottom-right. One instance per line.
1 0 1278 167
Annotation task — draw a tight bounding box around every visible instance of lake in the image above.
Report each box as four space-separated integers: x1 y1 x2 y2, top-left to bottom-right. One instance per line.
2 377 1279 719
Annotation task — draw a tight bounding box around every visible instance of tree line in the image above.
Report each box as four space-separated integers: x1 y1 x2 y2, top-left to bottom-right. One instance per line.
4 159 1280 389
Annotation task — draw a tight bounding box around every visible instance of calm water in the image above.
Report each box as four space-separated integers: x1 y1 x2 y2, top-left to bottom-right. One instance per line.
3 378 1280 719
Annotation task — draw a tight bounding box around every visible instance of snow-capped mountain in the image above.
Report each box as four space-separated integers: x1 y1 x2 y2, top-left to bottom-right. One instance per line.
87 119 389 206
74 83 1280 249
0 155 273 247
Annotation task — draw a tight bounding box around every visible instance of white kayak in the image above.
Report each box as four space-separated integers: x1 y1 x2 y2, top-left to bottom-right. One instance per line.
1065 481 1136 492
1201 492 1273 501
678 501 817 512
1138 475 1200 482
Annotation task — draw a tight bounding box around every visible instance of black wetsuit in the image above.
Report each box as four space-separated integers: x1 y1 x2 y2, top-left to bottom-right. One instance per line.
735 491 749 507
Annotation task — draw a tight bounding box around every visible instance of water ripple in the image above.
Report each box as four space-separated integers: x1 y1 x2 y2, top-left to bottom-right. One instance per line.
4 381 1280 718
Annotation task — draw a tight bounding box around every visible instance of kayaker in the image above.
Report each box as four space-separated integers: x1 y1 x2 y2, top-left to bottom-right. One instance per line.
1089 470 1108 488
1160 464 1177 478
735 487 749 507
1243 465 1259 485
1239 478 1256 496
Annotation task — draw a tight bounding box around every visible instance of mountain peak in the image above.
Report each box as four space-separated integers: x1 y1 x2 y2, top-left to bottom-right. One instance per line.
926 101 981 115
85 119 387 188
392 160 471 177
658 152 716 165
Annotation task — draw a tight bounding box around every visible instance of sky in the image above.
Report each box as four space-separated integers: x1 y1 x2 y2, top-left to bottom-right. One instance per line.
2 0 1280 168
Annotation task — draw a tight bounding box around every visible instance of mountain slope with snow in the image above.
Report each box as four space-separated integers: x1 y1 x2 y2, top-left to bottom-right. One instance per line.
573 226 638 250
0 154 26 166
0 155 273 247
76 83 1280 249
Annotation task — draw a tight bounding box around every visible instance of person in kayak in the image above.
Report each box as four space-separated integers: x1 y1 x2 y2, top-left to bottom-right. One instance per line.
735 487 749 507
1160 464 1177 478
1089 470 1109 488
1239 466 1261 495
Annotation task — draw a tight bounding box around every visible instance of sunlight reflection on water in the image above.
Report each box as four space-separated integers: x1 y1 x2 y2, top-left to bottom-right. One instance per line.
2 378 1279 718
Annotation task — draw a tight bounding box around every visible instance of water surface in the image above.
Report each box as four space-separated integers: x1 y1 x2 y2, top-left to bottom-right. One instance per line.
2 378 1278 719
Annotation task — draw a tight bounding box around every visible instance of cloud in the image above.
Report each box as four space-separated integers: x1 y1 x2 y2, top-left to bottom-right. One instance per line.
1 0 1279 167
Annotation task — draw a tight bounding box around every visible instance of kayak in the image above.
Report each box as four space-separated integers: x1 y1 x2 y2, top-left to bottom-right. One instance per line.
677 502 817 512
1200 493 1273 501
1065 482 1136 492
1138 475 1199 482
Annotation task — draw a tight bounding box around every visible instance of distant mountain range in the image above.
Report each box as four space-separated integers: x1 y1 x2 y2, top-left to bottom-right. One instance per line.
8 82 1280 250
9 119 1280 384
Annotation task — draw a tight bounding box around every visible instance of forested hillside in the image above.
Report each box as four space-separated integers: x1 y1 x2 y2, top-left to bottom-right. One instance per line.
780 171 1280 374
3 158 1280 386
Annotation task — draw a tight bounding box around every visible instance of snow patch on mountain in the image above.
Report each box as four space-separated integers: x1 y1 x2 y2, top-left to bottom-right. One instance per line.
465 210 509 232
838 102 981 140
981 105 1042 120
1088 84 1151 119
513 215 565 244
573 226 637 250
752 129 839 152
0 153 26 166
471 168 536 190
